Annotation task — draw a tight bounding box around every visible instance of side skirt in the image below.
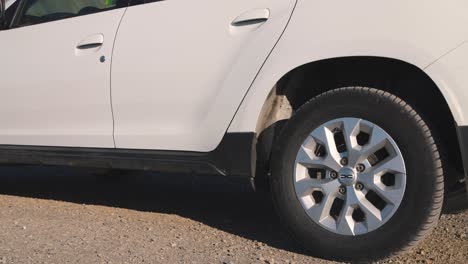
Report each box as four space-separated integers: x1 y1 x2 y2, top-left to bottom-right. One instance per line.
0 133 256 178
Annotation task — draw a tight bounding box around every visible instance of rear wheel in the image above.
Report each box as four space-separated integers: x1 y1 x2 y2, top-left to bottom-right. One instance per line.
271 87 444 261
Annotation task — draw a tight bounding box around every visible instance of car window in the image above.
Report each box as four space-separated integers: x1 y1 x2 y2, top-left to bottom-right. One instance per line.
5 0 17 9
4 0 19 27
16 0 128 27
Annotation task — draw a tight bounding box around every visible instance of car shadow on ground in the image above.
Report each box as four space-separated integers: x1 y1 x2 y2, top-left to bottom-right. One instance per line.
0 165 307 255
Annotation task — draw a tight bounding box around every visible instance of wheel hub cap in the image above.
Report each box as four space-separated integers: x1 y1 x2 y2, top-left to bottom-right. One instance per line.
293 117 406 236
338 167 356 186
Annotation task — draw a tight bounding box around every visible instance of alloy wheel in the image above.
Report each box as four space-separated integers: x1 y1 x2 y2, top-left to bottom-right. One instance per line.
294 118 406 235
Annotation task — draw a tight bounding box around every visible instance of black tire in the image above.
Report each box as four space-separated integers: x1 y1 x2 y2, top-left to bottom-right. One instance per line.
271 87 444 261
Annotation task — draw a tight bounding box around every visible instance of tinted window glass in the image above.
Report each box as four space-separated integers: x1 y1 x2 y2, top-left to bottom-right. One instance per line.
4 0 20 27
16 0 127 27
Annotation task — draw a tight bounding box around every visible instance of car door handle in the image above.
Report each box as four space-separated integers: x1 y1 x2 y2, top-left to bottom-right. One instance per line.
231 9 270 26
76 34 104 50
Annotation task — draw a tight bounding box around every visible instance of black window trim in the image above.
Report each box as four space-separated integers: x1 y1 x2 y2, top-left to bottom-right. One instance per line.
1 0 166 30
128 0 165 7
8 0 130 29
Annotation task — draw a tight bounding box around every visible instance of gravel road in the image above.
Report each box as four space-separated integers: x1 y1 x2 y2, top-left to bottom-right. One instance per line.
0 166 466 264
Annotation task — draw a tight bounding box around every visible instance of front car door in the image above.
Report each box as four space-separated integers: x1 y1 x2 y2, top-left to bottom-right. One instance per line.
111 0 297 152
0 0 128 148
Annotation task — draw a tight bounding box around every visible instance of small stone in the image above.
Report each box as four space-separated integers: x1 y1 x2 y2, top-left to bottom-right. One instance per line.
170 243 177 247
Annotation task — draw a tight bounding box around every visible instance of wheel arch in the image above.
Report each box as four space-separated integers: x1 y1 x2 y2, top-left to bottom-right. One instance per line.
250 56 464 191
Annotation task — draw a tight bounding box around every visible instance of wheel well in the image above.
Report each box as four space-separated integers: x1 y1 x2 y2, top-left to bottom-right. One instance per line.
255 56 463 190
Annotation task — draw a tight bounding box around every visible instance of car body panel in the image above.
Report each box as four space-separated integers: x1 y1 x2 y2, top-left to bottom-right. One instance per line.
0 8 126 148
229 0 468 133
425 41 468 126
111 0 297 151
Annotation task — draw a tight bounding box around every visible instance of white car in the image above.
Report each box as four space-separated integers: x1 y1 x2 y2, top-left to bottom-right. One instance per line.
1 0 467 261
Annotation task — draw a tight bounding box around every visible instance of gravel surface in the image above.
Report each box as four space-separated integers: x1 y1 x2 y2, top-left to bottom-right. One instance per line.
0 166 466 264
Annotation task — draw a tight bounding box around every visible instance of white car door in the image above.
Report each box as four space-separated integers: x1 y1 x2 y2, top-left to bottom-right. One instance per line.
0 0 128 148
112 0 297 152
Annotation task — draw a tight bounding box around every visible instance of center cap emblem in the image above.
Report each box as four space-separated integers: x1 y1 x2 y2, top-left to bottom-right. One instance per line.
338 167 356 186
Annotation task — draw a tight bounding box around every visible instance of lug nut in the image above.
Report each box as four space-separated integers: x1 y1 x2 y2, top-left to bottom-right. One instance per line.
339 186 347 194
330 171 338 179
356 163 366 172
340 157 348 166
355 182 364 190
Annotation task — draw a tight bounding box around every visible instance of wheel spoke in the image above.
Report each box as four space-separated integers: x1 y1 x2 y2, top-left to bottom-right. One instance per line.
342 118 361 140
358 174 404 206
372 186 405 205
342 118 362 166
339 187 383 232
359 126 388 159
372 155 406 175
358 171 375 188
295 178 340 197
336 205 355 235
297 125 342 171
336 187 360 235
310 125 335 149
359 155 406 188
295 145 315 164
341 120 389 167
307 192 337 222
296 145 341 172
357 194 383 230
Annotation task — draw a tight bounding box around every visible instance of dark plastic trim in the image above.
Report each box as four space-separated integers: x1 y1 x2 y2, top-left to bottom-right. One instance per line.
128 0 165 7
0 132 256 178
456 126 468 195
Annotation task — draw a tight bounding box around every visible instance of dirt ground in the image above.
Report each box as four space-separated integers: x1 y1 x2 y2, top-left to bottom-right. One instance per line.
0 165 466 264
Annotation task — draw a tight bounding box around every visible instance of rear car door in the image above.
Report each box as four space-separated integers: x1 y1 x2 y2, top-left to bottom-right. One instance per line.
111 0 297 151
0 0 128 148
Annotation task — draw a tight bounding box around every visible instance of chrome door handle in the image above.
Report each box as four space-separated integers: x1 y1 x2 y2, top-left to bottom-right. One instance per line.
231 9 270 26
